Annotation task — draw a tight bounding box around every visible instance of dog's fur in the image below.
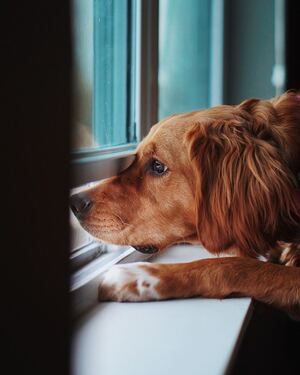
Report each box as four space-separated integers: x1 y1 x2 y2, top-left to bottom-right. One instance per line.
76 91 300 318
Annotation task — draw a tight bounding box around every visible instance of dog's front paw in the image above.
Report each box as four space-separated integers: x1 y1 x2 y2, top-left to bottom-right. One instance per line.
98 263 161 302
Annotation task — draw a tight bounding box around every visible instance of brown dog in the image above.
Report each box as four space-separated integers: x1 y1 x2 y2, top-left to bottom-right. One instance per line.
70 91 300 318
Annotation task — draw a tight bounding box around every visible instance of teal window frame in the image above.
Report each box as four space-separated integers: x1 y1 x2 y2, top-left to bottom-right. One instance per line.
71 0 158 187
93 0 137 147
71 0 227 188
72 0 285 188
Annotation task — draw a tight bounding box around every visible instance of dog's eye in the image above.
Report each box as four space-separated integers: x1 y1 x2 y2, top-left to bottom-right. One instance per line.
150 159 168 176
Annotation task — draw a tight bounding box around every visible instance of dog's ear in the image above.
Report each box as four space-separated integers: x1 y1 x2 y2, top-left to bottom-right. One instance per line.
271 91 300 172
239 92 300 170
186 109 298 257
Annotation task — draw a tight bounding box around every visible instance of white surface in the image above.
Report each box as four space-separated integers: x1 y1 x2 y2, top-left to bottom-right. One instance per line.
71 245 252 375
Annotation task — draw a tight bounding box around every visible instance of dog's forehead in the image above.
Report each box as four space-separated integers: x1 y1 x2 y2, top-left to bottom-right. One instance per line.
136 114 196 161
136 105 240 161
137 106 238 156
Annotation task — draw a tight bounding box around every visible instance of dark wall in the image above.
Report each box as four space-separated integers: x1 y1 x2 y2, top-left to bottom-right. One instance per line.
1 2 71 375
229 303 299 375
286 0 300 90
224 0 276 104
224 0 300 103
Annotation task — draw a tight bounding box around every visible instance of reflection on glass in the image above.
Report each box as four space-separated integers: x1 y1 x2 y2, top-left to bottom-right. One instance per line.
72 0 94 149
72 0 137 151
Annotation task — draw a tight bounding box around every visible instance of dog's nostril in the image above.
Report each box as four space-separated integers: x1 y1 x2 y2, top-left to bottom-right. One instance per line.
70 193 93 219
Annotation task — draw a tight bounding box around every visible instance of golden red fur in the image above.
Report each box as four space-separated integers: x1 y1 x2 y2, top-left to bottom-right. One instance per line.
73 91 300 317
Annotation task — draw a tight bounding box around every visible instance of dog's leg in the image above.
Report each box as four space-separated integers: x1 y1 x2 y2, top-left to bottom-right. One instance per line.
98 258 300 317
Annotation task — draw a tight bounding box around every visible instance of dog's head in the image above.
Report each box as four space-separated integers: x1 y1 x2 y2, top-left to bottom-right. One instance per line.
71 92 300 256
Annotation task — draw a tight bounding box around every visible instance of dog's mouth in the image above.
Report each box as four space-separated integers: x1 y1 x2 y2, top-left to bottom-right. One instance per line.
132 245 159 254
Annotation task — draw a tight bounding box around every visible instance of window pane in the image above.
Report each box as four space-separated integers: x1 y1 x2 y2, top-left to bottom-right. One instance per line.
158 0 211 119
72 0 137 150
72 0 94 148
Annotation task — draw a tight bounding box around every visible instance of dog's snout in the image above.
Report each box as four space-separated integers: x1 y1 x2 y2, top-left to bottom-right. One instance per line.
70 193 93 219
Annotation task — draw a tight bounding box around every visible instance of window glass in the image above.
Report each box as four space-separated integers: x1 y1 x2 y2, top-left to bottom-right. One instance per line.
72 0 94 148
72 0 137 150
158 0 211 119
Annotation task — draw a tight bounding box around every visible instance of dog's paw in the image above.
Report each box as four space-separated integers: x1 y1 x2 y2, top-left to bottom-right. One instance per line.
98 263 161 302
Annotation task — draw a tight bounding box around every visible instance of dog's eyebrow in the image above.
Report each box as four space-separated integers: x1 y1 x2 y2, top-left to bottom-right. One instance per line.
137 142 157 159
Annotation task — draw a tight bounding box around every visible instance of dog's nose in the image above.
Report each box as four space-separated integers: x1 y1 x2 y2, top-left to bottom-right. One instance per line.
70 193 93 219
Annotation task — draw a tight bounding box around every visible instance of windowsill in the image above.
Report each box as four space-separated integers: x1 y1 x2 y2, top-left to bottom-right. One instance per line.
71 244 154 318
71 245 253 375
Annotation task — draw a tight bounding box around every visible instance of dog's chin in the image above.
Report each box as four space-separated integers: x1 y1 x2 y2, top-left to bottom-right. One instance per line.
79 222 161 254
132 245 159 254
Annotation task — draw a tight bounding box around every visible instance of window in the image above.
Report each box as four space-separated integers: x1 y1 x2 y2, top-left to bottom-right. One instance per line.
71 0 285 191
69 0 224 304
72 0 137 151
71 0 143 189
158 0 226 119
71 0 139 253
71 0 225 187
70 0 159 276
72 0 94 150
70 0 285 295
159 0 216 118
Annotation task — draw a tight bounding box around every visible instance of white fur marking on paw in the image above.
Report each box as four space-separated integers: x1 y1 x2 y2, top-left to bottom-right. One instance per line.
99 262 160 301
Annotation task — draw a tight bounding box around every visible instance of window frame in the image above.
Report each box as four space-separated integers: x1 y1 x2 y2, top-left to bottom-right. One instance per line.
210 0 225 107
71 0 159 188
70 0 225 301
70 0 159 285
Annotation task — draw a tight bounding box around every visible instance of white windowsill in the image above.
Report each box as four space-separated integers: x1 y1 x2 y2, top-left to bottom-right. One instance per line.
71 244 253 375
